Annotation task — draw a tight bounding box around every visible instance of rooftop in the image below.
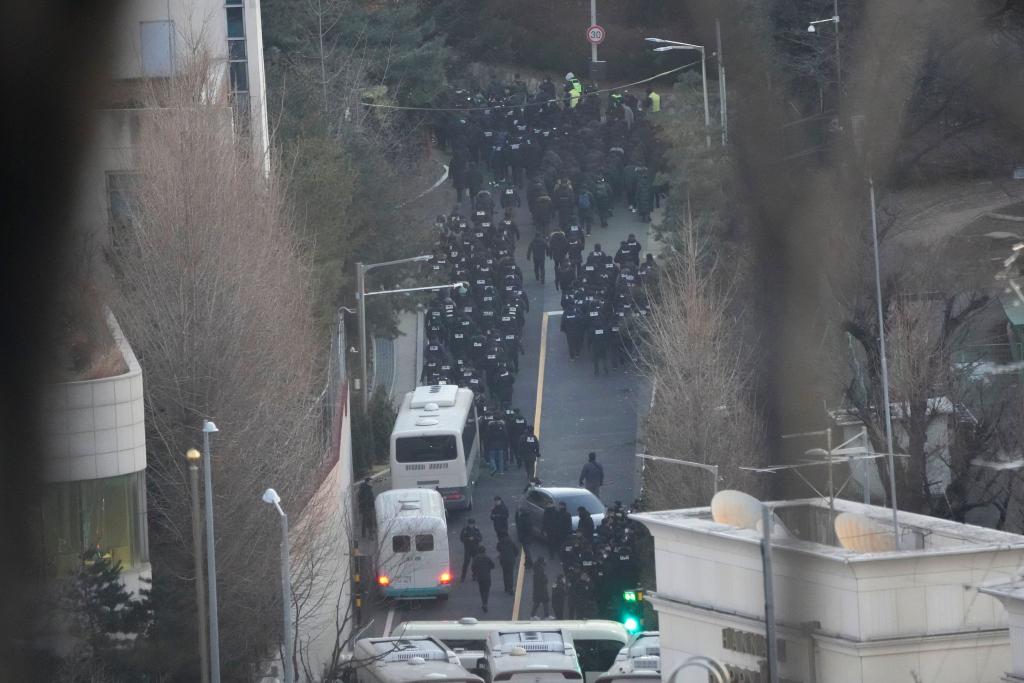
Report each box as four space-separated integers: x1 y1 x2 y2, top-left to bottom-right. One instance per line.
631 498 1024 563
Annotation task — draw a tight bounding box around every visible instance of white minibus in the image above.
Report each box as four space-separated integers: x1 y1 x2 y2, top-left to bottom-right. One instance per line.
476 628 581 683
594 632 659 683
390 385 480 510
391 619 628 683
352 635 484 683
375 489 452 600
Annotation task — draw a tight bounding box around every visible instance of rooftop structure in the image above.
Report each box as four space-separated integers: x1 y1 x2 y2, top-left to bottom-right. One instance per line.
633 498 1024 683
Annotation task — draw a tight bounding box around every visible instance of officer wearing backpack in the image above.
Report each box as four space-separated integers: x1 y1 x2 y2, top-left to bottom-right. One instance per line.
578 188 594 236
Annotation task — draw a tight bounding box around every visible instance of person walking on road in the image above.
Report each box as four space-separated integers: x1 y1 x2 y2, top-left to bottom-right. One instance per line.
577 505 595 542
460 519 484 582
471 548 496 613
579 452 604 498
531 557 550 618
551 574 567 619
497 532 518 595
519 427 540 481
515 506 535 567
357 477 375 538
491 496 510 537
526 232 548 283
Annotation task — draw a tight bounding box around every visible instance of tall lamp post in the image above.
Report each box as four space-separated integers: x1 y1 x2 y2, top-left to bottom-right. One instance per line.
187 449 210 683
646 37 713 149
262 488 294 683
869 178 900 540
201 420 222 683
355 254 433 413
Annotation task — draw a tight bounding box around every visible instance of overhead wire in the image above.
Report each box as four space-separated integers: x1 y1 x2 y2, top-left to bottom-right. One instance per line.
355 59 707 113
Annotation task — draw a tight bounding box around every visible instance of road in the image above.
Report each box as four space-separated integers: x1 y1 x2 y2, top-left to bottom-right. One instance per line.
367 195 653 635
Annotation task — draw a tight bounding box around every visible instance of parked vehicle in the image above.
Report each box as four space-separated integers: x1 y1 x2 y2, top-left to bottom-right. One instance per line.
475 628 581 683
375 488 452 600
518 486 605 539
594 632 660 683
390 385 480 510
352 635 484 683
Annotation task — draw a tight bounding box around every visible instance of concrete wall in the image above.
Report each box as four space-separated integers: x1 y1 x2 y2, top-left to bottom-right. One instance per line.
41 313 146 483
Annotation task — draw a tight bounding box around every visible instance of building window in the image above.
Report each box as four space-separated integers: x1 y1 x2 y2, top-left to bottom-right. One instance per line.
33 472 149 578
140 20 175 77
225 2 251 138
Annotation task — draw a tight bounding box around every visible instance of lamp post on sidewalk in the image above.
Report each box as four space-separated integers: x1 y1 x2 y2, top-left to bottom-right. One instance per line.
201 419 222 683
262 488 294 683
646 37 714 149
187 449 210 683
355 255 433 413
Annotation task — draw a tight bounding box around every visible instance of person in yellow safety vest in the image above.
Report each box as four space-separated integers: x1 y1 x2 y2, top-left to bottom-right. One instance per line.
565 72 582 108
645 85 661 113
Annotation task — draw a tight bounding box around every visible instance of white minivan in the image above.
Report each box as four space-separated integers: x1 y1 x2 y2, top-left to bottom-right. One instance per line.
375 488 452 600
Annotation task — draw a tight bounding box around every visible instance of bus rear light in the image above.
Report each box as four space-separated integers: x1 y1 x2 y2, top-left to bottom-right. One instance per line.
439 571 452 584
378 575 390 586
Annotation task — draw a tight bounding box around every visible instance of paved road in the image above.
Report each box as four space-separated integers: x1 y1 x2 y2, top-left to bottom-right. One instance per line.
367 194 653 635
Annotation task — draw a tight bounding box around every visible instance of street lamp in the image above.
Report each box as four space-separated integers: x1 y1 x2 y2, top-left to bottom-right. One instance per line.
187 449 210 683
807 3 842 102
355 254 433 413
262 488 294 683
646 37 712 149
201 420 222 683
869 178 900 541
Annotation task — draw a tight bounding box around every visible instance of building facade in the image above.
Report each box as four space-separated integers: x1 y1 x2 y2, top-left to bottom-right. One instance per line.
35 313 151 595
633 499 1024 683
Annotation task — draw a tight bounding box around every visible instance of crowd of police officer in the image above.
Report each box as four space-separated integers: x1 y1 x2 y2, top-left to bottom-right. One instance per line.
420 72 656 617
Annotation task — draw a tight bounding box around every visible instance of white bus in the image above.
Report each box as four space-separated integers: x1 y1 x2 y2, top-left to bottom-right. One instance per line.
476 628 582 683
391 619 628 683
375 489 452 600
352 635 484 683
390 385 480 510
594 632 660 683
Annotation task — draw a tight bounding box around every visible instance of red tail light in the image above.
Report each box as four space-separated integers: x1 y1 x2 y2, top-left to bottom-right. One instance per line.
378 575 390 586
439 571 452 584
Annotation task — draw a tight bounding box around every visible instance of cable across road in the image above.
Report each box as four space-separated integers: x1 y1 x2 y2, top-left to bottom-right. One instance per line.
356 59 706 113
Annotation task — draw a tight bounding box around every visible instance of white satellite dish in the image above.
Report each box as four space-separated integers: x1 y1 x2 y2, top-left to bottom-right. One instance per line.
834 512 897 552
712 490 794 538
711 490 763 529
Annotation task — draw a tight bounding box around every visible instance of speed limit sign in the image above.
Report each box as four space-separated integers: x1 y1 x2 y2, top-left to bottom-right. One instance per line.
587 24 606 45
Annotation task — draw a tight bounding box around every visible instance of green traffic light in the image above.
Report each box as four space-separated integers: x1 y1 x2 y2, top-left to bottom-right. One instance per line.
623 591 637 602
623 616 640 633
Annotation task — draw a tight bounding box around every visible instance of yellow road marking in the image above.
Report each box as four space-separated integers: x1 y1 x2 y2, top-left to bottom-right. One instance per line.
512 311 556 620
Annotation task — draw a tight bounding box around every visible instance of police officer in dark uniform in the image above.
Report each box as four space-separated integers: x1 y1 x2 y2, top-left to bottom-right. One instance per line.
460 519 483 582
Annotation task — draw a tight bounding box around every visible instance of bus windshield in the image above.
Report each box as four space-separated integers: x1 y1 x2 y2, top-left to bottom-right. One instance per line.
395 435 458 463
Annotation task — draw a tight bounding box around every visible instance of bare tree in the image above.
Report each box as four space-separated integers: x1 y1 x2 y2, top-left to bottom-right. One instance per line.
110 54 325 675
638 217 767 510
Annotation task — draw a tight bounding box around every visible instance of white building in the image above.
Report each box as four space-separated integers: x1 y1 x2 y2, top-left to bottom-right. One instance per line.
77 0 270 255
633 498 1024 683
34 312 151 595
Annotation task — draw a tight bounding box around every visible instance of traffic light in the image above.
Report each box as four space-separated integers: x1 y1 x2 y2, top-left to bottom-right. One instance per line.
621 588 644 633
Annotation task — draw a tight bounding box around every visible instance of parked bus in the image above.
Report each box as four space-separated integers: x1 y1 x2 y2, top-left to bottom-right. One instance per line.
391 619 628 683
352 635 484 683
476 628 581 683
594 632 660 683
375 489 452 600
390 385 480 510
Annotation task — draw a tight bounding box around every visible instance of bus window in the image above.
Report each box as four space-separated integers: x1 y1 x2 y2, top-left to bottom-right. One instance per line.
392 535 411 552
396 435 458 463
574 639 626 674
462 416 477 460
439 639 486 651
415 534 434 551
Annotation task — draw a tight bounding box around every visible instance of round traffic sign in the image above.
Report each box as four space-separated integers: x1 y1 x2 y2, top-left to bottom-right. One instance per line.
587 24 606 45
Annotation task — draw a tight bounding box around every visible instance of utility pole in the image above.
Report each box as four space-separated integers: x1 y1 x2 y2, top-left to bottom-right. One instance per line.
870 178 900 541
590 0 598 64
356 262 369 414
761 505 779 683
187 449 210 683
715 18 727 144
